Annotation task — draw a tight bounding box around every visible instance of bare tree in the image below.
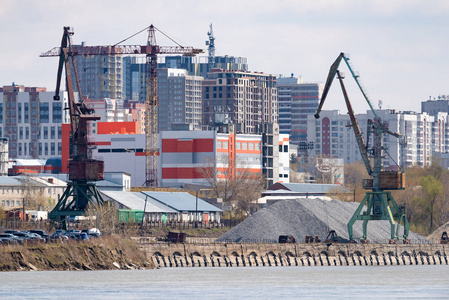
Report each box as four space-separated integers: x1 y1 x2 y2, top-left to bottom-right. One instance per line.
196 155 264 217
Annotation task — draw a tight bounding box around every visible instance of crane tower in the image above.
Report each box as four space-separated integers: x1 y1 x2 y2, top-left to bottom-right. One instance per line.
42 25 203 188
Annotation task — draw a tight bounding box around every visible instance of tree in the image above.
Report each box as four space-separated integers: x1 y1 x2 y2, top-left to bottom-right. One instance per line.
420 175 444 233
343 161 369 203
20 176 51 210
196 155 264 218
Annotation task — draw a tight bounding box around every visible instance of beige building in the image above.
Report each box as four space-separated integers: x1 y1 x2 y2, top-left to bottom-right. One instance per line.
0 175 66 211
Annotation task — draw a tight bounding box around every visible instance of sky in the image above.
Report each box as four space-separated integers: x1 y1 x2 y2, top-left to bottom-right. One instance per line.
0 0 448 114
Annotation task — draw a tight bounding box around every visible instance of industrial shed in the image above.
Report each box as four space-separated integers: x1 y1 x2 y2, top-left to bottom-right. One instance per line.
101 191 222 224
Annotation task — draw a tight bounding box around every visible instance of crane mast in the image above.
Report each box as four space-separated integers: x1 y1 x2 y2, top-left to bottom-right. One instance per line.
315 53 409 242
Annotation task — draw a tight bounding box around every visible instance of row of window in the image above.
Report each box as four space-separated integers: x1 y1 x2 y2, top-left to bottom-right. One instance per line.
1 200 21 207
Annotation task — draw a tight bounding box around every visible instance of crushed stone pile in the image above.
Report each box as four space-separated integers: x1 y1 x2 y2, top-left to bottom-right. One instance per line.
427 221 449 243
217 198 428 243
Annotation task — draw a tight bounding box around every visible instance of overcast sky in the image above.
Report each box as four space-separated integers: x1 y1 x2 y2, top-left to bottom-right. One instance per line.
1 0 448 114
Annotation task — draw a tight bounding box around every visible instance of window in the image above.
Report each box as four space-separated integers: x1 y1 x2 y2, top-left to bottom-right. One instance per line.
39 102 49 123
44 127 48 139
249 143 254 150
236 142 241 150
223 141 228 149
51 127 55 139
18 103 22 123
242 142 247 150
52 102 63 123
24 102 29 123
255 143 261 150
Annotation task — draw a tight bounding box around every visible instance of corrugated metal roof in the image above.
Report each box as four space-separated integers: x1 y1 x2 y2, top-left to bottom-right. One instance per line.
267 183 348 194
101 191 177 213
141 191 222 212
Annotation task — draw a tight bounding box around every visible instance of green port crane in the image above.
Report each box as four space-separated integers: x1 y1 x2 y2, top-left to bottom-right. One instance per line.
315 53 410 242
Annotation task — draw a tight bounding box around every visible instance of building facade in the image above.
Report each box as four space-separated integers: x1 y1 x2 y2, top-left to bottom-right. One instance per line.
307 109 448 169
277 76 323 149
75 48 123 100
123 55 248 103
0 85 69 160
202 69 278 134
157 68 203 131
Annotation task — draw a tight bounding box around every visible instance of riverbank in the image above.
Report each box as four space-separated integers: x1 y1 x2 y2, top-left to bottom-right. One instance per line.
140 240 449 268
0 236 153 271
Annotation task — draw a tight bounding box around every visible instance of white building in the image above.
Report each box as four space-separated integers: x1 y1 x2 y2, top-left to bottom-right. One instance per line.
307 109 448 169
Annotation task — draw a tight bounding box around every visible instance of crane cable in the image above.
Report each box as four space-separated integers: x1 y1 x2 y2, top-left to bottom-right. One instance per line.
113 25 184 48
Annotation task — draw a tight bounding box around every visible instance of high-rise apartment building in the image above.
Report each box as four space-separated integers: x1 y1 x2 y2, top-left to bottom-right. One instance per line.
0 85 69 159
421 96 449 116
277 76 323 148
161 55 248 79
123 56 146 102
123 55 248 103
158 68 203 131
307 109 449 169
75 45 123 100
202 69 278 134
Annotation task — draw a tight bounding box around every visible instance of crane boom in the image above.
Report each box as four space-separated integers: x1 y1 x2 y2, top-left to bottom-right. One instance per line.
41 45 202 57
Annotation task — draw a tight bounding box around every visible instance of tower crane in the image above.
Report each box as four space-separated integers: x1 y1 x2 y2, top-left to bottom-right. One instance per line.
315 53 410 242
41 25 203 188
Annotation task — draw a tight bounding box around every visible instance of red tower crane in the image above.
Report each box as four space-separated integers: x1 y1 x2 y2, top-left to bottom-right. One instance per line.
41 25 203 187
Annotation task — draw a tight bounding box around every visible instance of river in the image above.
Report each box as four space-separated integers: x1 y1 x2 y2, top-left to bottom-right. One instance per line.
0 265 447 299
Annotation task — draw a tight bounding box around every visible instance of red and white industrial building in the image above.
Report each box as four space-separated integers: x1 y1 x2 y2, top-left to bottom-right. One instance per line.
73 122 290 188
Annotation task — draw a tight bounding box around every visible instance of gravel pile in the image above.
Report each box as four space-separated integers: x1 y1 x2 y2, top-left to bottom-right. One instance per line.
217 198 428 243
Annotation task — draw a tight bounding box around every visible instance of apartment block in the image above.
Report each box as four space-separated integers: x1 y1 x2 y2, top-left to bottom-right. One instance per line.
157 68 203 131
0 85 69 160
277 76 323 149
75 47 123 100
202 69 278 134
307 109 449 169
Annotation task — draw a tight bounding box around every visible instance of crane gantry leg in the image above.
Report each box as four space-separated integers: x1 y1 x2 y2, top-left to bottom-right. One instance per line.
348 191 410 241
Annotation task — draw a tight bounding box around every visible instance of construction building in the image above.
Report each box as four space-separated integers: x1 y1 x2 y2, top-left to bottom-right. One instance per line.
277 75 324 151
202 69 278 134
74 44 123 100
307 109 449 168
157 68 203 131
0 85 69 160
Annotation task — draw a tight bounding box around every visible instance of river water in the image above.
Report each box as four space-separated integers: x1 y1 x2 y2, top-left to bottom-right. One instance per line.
0 265 448 299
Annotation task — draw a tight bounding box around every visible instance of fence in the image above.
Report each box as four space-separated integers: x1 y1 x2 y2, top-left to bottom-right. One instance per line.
0 218 242 233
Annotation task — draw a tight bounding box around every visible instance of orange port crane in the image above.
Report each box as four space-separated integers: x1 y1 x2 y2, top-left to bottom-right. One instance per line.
41 25 203 187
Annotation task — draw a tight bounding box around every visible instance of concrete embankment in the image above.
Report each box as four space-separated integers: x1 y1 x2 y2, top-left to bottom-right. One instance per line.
0 236 153 272
138 240 448 268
